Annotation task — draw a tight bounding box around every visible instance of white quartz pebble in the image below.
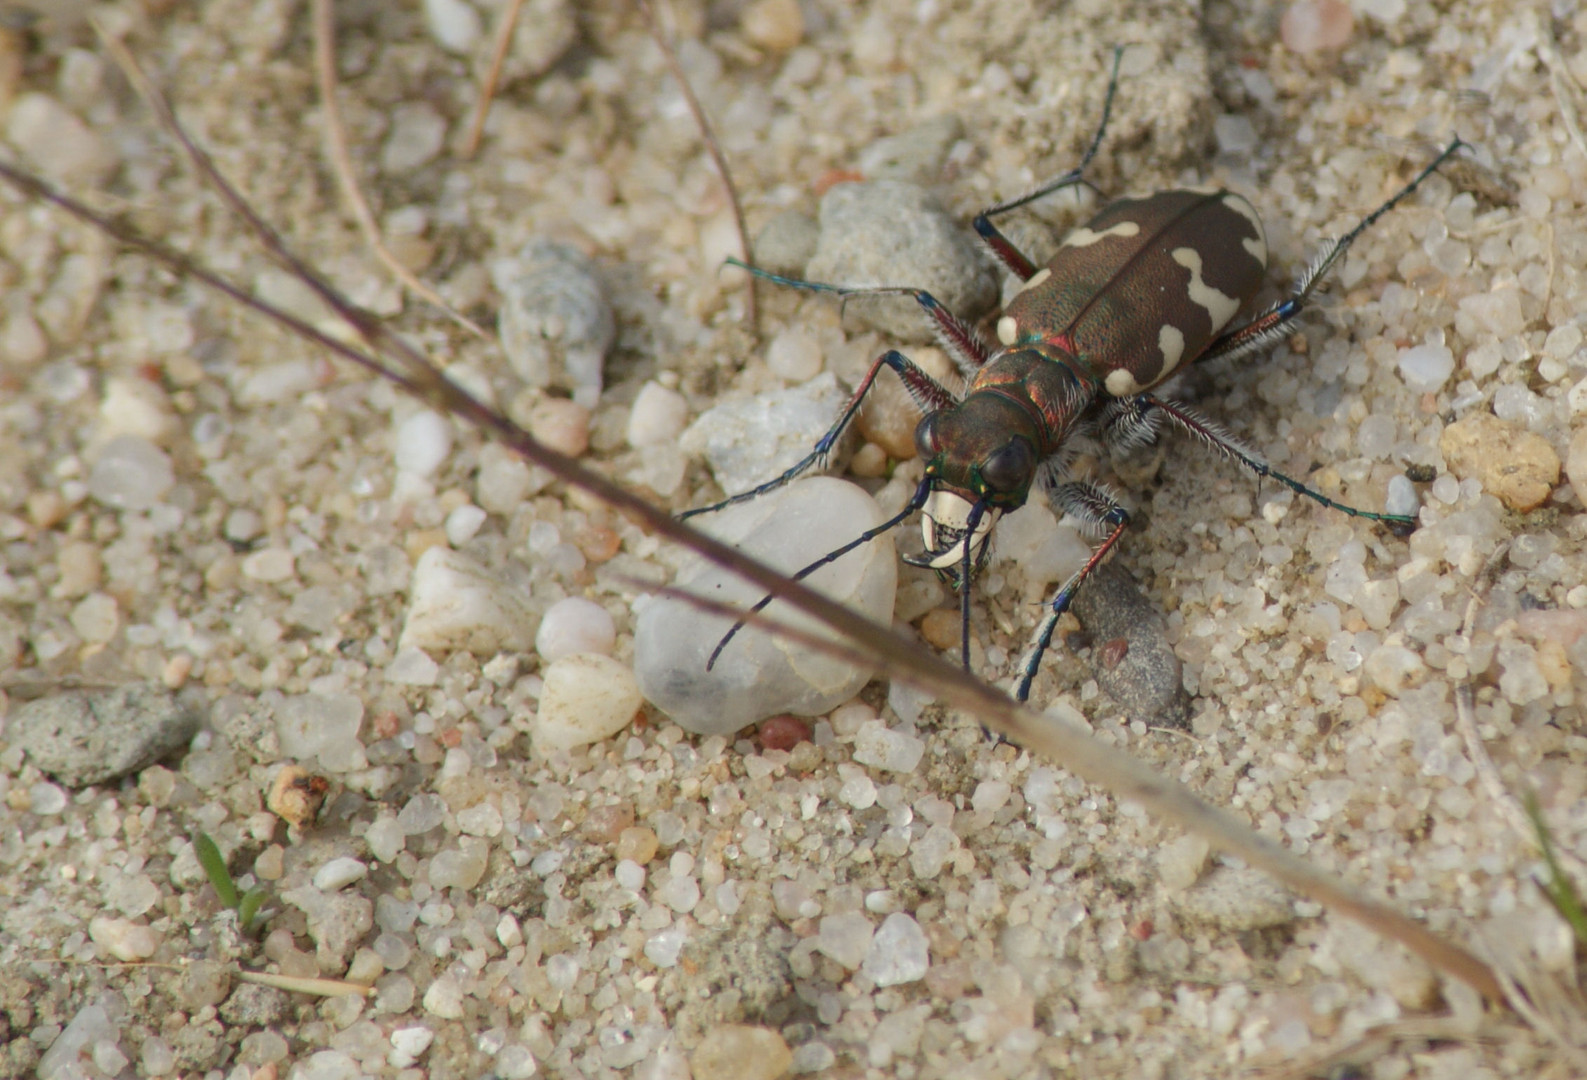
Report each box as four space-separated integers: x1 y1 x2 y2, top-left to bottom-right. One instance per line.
535 597 616 662
627 381 690 447
531 653 643 753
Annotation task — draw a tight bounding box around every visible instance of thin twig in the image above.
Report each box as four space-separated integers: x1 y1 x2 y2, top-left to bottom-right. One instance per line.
460 0 526 159
308 0 489 338
0 52 1505 1008
629 0 757 329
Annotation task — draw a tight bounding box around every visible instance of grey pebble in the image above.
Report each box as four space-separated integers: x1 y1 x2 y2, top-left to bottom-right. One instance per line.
1172 865 1297 932
856 114 965 183
1070 562 1187 727
493 240 614 408
12 685 199 788
752 209 819 277
805 179 998 344
219 982 289 1027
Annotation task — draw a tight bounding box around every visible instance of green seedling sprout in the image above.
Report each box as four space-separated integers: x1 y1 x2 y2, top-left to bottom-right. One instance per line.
194 832 268 933
1524 791 1587 952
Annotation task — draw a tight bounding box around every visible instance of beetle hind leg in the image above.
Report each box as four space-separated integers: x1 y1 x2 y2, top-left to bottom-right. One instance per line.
1141 394 1417 534
1196 138 1469 369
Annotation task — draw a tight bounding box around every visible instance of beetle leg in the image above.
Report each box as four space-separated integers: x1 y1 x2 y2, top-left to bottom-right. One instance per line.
1140 394 1417 534
722 260 992 375
973 46 1126 280
1197 138 1469 367
1093 394 1164 452
1014 480 1132 702
680 350 957 520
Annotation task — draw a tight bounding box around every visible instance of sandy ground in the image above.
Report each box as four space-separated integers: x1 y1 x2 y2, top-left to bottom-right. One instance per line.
1 1 1586 1078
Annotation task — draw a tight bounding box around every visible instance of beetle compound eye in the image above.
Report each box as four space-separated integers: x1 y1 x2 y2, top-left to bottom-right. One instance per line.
980 439 1035 494
914 413 941 459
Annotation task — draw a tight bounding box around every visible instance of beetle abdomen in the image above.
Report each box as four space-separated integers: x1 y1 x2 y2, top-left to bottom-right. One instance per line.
996 189 1268 397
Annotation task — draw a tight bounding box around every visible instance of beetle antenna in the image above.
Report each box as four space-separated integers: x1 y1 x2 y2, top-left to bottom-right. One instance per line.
705 477 934 670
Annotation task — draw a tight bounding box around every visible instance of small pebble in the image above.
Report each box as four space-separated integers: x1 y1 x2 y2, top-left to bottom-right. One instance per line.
430 838 490 889
13 686 198 788
394 409 452 477
758 715 812 751
531 653 644 753
1363 644 1426 696
386 647 441 686
388 1026 435 1068
753 210 819 276
399 546 539 655
852 721 925 773
740 0 804 51
1174 866 1295 931
88 434 175 511
616 826 659 864
1071 563 1186 725
267 765 331 829
680 371 849 498
816 911 875 970
1280 0 1354 52
423 0 480 53
89 915 161 961
381 102 447 174
313 857 369 891
806 180 998 343
528 397 591 458
864 912 929 986
495 241 614 408
633 477 896 735
422 977 465 1020
242 548 296 583
28 781 67 814
1439 413 1559 511
535 597 617 662
690 1025 793 1080
626 381 690 447
1397 343 1454 391
764 327 824 383
6 92 115 183
68 592 119 644
857 115 965 183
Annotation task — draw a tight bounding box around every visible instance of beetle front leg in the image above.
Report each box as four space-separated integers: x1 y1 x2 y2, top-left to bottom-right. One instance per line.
1013 480 1132 703
680 350 958 520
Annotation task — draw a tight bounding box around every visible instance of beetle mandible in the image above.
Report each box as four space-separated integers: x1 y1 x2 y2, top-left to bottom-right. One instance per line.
685 48 1467 703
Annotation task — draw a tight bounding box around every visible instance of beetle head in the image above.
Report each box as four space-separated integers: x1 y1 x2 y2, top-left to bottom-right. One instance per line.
905 399 1039 586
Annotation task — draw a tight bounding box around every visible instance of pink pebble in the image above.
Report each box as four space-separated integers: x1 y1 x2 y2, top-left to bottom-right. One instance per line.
1280 0 1353 53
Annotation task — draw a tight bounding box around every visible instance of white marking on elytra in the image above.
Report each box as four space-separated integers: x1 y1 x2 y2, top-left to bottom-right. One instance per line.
1183 183 1221 195
1158 323 1186 374
1106 368 1144 396
1170 247 1241 331
1061 220 1141 248
1011 267 1052 297
997 315 1019 346
1222 193 1268 266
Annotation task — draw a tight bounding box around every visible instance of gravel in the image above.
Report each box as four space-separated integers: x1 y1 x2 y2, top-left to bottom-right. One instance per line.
0 2 1580 1078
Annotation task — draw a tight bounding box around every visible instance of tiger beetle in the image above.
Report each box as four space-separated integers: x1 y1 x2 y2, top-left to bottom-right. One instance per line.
684 48 1467 704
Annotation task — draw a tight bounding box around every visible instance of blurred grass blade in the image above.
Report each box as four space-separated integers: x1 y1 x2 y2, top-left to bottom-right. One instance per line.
1525 791 1587 948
